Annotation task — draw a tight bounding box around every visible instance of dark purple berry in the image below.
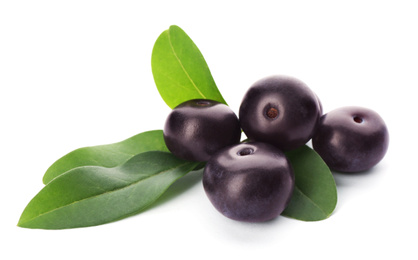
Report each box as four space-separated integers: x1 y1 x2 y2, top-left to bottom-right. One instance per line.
163 99 241 162
203 142 295 222
239 75 322 151
312 106 389 172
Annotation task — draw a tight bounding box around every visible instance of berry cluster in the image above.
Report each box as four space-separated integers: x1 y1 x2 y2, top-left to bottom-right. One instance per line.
163 75 389 222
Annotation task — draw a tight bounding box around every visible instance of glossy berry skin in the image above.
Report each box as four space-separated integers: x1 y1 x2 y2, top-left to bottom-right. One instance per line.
163 99 241 162
203 142 295 222
239 75 322 152
312 106 389 173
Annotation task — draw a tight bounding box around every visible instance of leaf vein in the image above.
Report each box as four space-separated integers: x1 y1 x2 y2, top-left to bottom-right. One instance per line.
21 162 193 226
294 186 329 217
167 30 206 99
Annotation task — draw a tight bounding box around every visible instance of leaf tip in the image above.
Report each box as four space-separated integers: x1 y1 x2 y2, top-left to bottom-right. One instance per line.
169 24 181 31
16 215 28 229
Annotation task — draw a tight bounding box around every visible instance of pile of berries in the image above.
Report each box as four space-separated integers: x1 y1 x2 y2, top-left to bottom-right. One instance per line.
163 75 389 222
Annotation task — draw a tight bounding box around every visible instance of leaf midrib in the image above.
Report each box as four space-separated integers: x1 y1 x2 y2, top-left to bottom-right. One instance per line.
167 29 206 99
20 162 191 226
44 140 168 184
293 186 329 217
44 149 135 184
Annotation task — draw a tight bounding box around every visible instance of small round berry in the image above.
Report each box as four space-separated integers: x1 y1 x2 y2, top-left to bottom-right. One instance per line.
312 106 389 172
163 99 241 162
203 142 295 222
239 75 321 151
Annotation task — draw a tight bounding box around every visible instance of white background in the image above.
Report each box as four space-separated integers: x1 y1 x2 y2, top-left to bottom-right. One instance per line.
1 1 417 259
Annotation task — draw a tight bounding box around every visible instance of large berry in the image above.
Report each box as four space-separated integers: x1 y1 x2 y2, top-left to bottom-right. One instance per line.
312 106 389 172
163 99 241 162
203 142 295 222
239 75 322 151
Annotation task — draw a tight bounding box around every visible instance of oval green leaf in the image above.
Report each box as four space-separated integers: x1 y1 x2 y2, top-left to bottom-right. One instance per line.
18 151 199 229
42 130 168 184
282 145 337 221
151 25 226 108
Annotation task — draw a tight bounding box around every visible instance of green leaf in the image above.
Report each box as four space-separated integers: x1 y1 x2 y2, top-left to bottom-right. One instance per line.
151 25 226 108
282 145 337 221
42 130 168 184
18 151 199 229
